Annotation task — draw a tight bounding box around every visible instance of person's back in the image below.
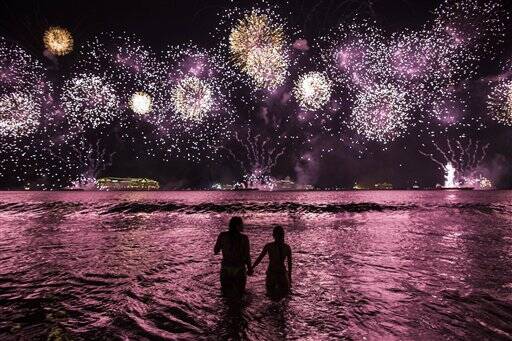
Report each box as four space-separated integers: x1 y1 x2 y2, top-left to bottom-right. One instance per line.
216 231 250 268
214 217 252 296
266 241 291 274
252 226 292 298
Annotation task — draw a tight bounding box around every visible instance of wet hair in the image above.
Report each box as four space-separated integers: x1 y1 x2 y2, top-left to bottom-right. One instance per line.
229 216 243 234
273 225 285 261
273 225 285 244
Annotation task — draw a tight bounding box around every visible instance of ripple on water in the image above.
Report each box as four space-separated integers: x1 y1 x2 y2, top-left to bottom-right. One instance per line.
0 191 512 339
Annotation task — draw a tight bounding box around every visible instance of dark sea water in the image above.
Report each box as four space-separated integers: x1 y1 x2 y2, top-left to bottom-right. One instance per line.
1 190 512 340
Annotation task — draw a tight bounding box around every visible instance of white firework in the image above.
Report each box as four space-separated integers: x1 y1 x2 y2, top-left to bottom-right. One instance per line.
487 80 512 126
77 34 168 117
129 91 152 115
293 72 333 111
244 45 288 91
349 84 414 143
0 37 48 93
171 76 214 121
0 92 41 137
61 73 120 129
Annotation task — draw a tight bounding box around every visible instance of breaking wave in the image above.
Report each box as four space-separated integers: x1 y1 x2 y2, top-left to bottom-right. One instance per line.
0 200 510 215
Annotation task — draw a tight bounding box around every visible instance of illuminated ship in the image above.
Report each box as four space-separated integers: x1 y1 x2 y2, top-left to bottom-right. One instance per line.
96 177 159 191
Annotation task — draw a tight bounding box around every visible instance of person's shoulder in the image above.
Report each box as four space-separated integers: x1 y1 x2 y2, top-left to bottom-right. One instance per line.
218 231 228 238
285 243 292 252
241 233 249 241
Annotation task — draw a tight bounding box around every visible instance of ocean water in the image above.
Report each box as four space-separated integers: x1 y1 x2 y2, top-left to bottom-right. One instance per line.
0 190 512 340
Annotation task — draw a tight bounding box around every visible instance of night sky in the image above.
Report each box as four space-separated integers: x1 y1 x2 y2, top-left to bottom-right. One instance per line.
0 0 511 189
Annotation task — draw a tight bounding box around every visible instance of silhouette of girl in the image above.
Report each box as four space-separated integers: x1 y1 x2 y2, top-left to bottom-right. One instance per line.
252 225 292 298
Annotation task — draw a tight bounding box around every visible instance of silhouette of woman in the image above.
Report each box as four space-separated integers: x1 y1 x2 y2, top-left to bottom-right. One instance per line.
252 225 292 298
214 217 253 296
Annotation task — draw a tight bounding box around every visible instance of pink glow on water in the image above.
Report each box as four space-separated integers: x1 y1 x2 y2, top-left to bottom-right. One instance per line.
0 191 511 339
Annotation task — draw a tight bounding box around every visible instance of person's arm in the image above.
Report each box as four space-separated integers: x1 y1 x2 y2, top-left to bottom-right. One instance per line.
214 233 222 255
245 236 253 275
287 245 292 285
252 244 268 270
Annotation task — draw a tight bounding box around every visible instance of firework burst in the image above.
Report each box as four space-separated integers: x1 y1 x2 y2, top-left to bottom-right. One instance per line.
129 91 152 115
61 73 120 130
321 20 386 89
349 84 414 144
142 45 237 161
77 33 167 116
78 34 158 78
224 7 293 92
293 71 333 111
0 38 46 92
487 80 512 126
43 26 74 56
319 0 505 144
171 76 214 121
0 38 49 139
245 45 289 91
229 11 285 68
0 92 41 137
163 45 234 123
432 0 505 54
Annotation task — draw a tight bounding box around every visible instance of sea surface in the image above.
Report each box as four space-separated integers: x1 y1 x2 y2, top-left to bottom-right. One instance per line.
0 190 512 340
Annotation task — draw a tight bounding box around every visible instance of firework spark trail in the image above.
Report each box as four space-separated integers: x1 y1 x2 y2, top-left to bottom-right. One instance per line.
71 140 116 187
420 138 491 187
446 139 460 170
214 130 262 175
418 150 446 169
246 131 259 165
476 143 489 167
460 139 472 170
47 139 115 187
456 140 465 170
219 129 285 185
472 140 479 167
268 147 285 170
213 143 247 173
236 131 253 172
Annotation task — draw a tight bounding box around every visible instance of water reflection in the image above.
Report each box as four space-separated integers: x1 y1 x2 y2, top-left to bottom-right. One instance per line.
0 191 512 339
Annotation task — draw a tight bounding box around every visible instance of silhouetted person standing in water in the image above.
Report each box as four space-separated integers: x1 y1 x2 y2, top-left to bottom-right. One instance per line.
252 226 292 298
214 217 252 296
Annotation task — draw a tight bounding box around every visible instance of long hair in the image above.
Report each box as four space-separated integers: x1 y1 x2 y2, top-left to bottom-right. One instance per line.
273 225 285 261
228 217 243 252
